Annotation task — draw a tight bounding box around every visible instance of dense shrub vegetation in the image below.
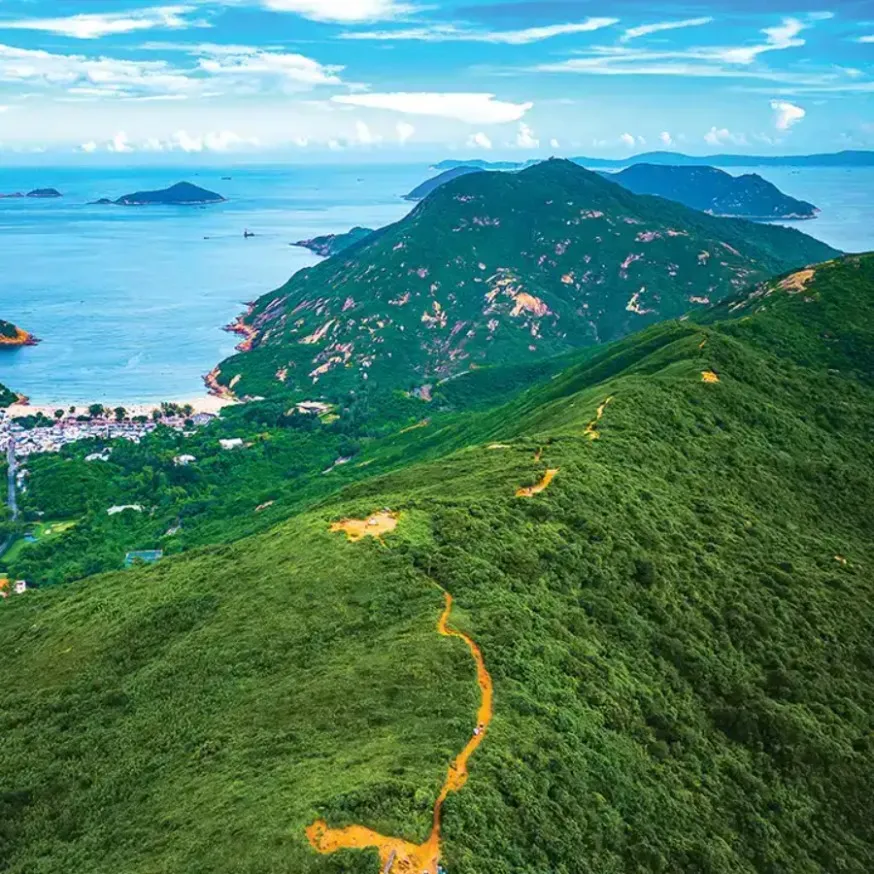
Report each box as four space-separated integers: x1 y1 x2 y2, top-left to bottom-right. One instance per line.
0 255 872 873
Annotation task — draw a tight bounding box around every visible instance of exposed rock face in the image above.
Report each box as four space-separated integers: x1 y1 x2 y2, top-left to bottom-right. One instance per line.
0 320 38 347
212 159 838 400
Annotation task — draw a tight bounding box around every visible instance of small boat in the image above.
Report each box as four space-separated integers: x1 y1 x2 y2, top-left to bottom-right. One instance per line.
243 229 254 238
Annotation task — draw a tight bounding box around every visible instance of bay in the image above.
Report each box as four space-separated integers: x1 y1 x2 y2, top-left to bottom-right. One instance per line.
0 164 424 404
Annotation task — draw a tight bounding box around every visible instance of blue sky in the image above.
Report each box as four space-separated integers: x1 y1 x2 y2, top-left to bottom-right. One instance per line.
0 0 871 161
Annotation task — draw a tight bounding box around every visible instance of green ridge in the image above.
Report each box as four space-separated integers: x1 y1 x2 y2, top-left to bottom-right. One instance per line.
1 254 873 873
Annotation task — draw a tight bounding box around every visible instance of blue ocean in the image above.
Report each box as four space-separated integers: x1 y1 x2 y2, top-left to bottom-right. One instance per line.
1 163 871 405
0 164 426 404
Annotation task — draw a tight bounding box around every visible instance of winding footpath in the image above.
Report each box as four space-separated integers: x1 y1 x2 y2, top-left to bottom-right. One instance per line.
306 564 493 874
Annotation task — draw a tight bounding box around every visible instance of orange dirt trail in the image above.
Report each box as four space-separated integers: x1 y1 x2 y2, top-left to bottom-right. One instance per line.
306 590 493 873
584 396 614 440
516 468 559 498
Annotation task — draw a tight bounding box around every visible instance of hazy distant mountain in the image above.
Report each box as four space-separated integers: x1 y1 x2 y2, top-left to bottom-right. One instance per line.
601 164 819 220
435 149 874 171
404 166 485 201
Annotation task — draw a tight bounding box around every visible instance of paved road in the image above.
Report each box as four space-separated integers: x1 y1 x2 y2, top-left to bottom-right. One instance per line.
7 438 17 521
0 438 17 558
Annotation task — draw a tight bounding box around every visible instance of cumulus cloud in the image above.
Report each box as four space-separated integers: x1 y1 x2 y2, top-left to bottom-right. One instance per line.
660 131 674 146
859 35 874 43
330 92 532 124
342 18 618 44
621 17 712 43
515 122 539 148
354 120 380 145
0 5 206 39
468 131 493 150
549 138 560 149
108 131 134 153
619 132 636 148
79 140 98 153
771 99 805 130
99 129 259 153
396 121 415 144
262 0 416 22
704 126 747 146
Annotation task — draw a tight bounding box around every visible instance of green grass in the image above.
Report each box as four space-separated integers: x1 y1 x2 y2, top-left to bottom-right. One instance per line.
1 254 873 873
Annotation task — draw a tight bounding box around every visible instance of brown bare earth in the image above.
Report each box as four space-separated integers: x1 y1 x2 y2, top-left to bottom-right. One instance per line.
702 370 721 383
778 268 816 294
330 512 399 542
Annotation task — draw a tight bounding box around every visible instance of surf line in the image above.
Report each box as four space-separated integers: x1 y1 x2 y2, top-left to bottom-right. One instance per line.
306 588 494 874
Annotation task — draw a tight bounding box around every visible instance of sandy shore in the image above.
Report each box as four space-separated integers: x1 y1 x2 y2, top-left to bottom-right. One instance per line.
6 394 237 419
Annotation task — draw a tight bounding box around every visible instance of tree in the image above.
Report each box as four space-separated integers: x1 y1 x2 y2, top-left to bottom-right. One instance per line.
182 404 194 418
114 407 127 422
54 409 64 422
151 410 163 423
88 404 104 419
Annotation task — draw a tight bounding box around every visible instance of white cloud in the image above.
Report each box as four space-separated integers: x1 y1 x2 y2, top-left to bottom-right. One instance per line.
549 137 560 149
859 35 874 43
515 122 539 148
196 45 344 89
619 132 636 148
327 138 343 151
108 131 134 153
396 121 415 144
79 140 97 153
331 92 532 124
354 120 380 145
0 5 205 40
659 131 674 146
468 131 493 150
717 17 807 65
704 126 747 146
771 99 805 130
621 17 712 43
262 0 416 22
532 15 836 89
342 18 618 44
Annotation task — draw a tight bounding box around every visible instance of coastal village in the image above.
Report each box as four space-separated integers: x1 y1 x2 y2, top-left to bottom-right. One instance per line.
0 405 217 459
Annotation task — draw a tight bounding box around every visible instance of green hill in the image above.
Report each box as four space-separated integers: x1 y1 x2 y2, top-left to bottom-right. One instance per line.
1 254 873 873
293 226 375 258
212 159 837 402
603 164 819 220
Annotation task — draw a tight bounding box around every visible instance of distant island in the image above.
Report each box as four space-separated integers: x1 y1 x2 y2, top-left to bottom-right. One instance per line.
0 188 62 199
435 149 874 171
293 226 375 258
0 319 38 347
91 181 226 206
601 164 819 220
404 166 485 201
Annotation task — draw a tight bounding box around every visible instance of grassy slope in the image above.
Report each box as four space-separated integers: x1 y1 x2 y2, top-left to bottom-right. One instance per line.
215 159 837 401
2 256 873 873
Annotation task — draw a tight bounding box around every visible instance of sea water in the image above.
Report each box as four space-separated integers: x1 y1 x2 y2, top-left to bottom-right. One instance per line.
0 164 426 404
1 163 871 405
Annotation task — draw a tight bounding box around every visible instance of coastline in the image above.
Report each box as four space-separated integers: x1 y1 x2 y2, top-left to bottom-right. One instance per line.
6 394 236 419
0 327 39 347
